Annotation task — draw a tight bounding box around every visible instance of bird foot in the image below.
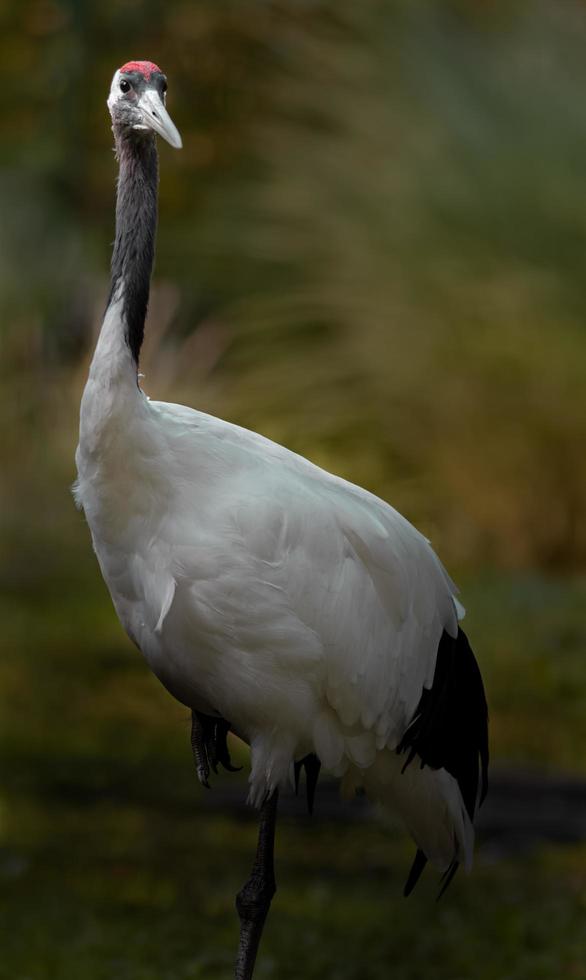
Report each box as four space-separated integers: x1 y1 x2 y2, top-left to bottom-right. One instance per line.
191 711 241 788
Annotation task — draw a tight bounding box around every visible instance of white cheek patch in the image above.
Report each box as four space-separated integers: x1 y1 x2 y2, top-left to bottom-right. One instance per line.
107 69 122 112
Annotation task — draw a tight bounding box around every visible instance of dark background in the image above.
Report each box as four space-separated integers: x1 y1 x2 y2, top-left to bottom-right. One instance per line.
1 2 585 977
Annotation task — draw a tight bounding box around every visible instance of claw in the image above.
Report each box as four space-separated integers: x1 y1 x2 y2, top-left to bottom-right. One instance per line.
197 765 211 789
222 759 242 773
213 718 242 774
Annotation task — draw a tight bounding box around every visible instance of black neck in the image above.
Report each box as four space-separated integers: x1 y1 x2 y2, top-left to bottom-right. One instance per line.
108 129 159 365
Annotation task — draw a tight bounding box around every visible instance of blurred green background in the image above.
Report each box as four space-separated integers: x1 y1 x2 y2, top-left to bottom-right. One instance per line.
1 1 586 977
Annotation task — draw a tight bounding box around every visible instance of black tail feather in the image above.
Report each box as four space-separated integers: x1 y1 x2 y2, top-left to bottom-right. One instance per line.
398 626 489 894
437 860 459 900
403 848 428 897
294 753 321 815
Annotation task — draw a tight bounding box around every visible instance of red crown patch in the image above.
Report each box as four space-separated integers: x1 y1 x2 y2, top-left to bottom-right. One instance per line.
119 61 162 79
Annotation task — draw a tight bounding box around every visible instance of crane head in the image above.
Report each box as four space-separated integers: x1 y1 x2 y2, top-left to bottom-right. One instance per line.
108 61 182 149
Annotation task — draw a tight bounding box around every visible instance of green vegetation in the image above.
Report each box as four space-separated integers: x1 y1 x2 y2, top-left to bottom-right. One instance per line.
2 799 586 979
1 573 585 978
2 1 586 977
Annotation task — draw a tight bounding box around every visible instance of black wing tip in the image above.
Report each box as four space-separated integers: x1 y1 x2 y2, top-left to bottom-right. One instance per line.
403 850 461 899
437 860 459 900
403 848 428 897
294 753 321 815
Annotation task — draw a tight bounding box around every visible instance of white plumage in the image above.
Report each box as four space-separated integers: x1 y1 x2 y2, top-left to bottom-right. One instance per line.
76 281 473 873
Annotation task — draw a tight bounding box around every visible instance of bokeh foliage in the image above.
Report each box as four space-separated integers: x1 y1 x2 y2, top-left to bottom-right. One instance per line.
2 0 586 571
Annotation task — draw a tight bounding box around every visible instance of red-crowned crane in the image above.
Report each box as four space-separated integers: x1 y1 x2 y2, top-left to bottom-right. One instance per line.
75 61 488 980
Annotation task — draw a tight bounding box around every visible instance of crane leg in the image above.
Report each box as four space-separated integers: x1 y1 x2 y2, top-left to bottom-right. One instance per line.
234 789 279 980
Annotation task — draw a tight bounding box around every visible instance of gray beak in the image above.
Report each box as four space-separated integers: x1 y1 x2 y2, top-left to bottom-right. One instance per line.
137 88 182 149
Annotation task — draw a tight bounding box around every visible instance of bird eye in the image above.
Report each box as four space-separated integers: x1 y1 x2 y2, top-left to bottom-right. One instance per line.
119 79 131 93
161 79 168 94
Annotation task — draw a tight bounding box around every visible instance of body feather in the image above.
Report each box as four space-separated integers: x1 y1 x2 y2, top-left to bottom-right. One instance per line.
76 378 487 873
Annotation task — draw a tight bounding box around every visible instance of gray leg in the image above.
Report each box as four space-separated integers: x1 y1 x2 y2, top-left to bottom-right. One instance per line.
234 790 279 980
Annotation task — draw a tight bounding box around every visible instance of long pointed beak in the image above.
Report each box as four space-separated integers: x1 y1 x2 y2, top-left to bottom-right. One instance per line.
137 89 182 149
